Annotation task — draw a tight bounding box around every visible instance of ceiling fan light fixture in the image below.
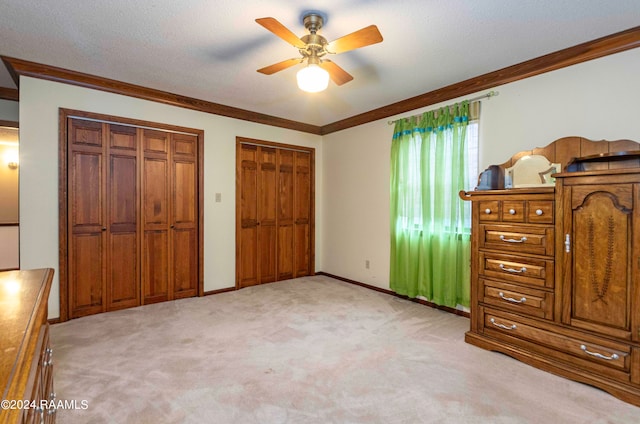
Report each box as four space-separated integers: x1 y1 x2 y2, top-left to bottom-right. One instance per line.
296 64 329 93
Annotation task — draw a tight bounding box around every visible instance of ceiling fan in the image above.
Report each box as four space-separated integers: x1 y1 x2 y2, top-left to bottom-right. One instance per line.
255 13 383 92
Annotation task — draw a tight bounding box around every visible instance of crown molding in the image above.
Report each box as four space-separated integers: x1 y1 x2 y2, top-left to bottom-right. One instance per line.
2 26 638 136
320 25 640 135
0 87 19 102
1 56 323 135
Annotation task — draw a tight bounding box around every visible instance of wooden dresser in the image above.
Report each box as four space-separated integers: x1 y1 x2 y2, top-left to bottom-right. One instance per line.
1 269 56 424
461 137 640 407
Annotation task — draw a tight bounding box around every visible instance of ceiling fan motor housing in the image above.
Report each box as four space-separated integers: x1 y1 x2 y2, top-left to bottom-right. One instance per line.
303 13 324 33
301 14 328 59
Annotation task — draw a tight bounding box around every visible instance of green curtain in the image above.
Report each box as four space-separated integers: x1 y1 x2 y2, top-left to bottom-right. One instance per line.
390 101 471 308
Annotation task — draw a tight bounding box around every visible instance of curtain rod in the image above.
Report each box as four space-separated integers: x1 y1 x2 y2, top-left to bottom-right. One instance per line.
387 90 499 125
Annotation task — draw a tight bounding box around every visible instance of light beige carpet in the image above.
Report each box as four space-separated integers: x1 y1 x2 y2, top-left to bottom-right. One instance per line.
50 275 639 423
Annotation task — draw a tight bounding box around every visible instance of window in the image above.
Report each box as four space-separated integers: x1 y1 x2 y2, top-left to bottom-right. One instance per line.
389 101 478 308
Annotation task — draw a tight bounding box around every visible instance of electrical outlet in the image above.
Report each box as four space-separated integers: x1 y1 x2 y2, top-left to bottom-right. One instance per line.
365 260 370 269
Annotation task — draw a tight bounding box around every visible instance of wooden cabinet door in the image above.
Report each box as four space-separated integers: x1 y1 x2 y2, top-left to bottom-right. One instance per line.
68 119 106 318
142 129 171 304
238 144 259 288
106 124 140 311
172 133 199 298
294 151 312 277
562 184 636 340
237 144 278 287
68 120 140 317
258 147 278 283
278 150 295 280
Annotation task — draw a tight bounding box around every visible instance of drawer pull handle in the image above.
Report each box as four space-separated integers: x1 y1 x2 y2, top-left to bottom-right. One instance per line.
484 208 492 214
43 347 53 367
499 263 527 273
499 292 527 304
509 209 516 215
490 318 517 330
535 209 544 216
499 235 527 243
580 344 619 361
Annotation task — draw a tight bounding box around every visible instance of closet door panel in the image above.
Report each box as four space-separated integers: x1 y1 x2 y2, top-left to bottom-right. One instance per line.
172 133 198 297
173 228 197 298
239 145 259 287
143 231 169 303
68 119 106 318
109 124 137 150
71 152 103 227
278 225 294 279
295 225 310 277
70 233 104 317
173 161 196 224
108 233 138 307
70 119 102 147
144 130 170 154
259 148 277 283
294 152 311 276
143 158 169 227
142 129 171 302
107 149 139 310
278 150 294 280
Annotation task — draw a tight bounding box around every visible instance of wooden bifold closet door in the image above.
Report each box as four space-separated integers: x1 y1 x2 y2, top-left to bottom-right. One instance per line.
63 112 202 320
236 138 314 288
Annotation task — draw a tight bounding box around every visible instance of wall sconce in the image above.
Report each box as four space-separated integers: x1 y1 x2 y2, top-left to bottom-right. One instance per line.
4 149 18 170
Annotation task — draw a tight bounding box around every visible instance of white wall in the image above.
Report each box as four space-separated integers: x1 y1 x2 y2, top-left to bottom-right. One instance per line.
0 101 19 270
322 48 640 290
19 77 323 319
0 99 19 122
0 226 19 269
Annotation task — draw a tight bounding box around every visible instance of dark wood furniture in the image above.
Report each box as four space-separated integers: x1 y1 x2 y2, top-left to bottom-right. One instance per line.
461 137 640 407
1 269 55 424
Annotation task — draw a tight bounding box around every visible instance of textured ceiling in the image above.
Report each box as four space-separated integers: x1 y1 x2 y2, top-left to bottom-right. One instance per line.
1 0 639 126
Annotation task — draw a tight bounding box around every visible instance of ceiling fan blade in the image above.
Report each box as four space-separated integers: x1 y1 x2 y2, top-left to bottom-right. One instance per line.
257 58 302 75
320 60 354 86
326 25 383 54
256 17 307 49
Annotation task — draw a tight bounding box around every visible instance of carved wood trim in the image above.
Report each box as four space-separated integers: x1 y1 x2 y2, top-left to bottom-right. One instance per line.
0 87 19 102
496 137 640 172
3 26 639 135
3 57 322 135
0 120 18 128
321 26 640 134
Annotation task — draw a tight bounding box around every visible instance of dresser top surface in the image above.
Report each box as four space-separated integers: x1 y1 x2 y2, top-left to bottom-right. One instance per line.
0 268 53 398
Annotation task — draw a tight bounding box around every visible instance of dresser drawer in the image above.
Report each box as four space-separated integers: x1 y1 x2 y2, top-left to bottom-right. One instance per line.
480 224 554 256
482 308 632 382
478 200 500 222
527 200 554 224
479 251 554 288
477 199 554 224
480 278 553 320
502 200 525 222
